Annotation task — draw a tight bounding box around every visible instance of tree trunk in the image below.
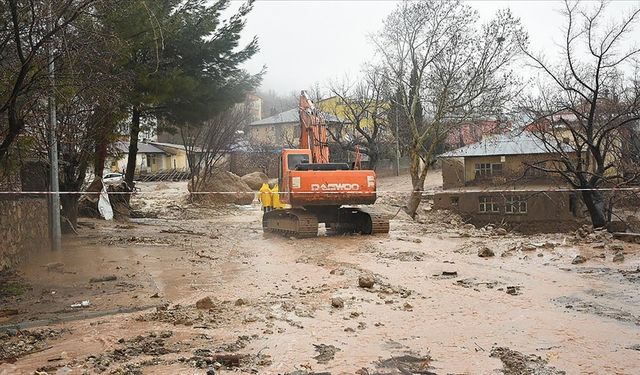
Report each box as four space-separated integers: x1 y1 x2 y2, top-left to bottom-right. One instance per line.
94 139 108 178
581 189 607 228
60 193 79 233
125 106 140 187
406 188 422 219
405 145 425 218
0 110 23 162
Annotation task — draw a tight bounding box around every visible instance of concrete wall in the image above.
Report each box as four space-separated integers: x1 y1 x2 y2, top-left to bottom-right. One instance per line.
442 158 465 189
433 190 583 233
0 196 50 270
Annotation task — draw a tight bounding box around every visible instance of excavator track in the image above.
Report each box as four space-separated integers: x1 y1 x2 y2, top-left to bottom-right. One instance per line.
263 209 318 238
357 207 390 234
327 207 390 235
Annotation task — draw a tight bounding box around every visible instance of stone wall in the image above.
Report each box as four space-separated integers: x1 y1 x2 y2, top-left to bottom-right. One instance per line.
433 190 584 233
0 196 50 270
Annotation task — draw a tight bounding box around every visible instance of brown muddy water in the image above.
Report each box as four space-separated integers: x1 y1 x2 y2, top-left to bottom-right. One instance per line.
1 189 639 374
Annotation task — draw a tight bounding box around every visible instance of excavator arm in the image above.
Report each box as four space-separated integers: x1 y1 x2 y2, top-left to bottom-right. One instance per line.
298 91 330 164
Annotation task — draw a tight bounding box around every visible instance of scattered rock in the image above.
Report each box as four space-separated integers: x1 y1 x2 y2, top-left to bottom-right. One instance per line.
331 297 344 308
313 344 340 364
609 243 624 252
478 247 495 258
592 242 606 249
376 354 433 373
490 347 565 375
195 297 215 310
520 243 537 252
441 270 458 277
571 255 587 264
612 253 625 263
358 275 375 289
506 286 521 295
234 298 246 306
463 223 476 230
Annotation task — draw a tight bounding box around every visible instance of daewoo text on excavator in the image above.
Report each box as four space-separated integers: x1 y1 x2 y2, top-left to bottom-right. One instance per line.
262 91 390 237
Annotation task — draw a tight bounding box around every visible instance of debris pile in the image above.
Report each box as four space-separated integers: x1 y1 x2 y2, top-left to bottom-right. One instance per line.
241 171 269 190
189 170 255 205
0 328 68 363
490 347 566 375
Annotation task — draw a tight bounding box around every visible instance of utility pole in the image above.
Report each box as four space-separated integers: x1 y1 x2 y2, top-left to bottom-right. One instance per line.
48 1 61 251
395 103 400 177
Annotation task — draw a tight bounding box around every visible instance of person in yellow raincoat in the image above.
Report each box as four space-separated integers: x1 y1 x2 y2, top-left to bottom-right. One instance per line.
271 183 284 209
259 183 272 213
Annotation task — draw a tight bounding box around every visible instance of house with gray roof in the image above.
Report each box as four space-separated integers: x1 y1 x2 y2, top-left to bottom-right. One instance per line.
438 131 575 189
433 131 583 232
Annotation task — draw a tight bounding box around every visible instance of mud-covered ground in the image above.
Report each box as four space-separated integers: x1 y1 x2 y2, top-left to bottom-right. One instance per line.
1 175 639 375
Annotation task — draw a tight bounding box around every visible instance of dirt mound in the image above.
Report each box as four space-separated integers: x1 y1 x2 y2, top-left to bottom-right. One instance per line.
241 171 269 190
189 170 255 205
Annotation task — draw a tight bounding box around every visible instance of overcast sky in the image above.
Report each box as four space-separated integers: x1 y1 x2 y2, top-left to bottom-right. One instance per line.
228 0 640 95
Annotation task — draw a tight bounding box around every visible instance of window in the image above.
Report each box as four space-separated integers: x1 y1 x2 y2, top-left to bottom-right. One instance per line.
505 195 527 214
491 163 503 175
475 163 503 177
526 161 547 177
287 153 309 170
450 196 459 206
479 196 499 213
475 163 491 177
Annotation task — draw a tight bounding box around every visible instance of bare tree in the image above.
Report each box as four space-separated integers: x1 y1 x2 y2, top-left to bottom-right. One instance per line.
520 0 640 228
373 0 525 218
326 68 391 169
182 106 251 194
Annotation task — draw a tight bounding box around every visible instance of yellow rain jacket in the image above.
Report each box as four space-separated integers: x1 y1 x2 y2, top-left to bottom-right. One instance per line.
271 183 283 209
259 183 272 208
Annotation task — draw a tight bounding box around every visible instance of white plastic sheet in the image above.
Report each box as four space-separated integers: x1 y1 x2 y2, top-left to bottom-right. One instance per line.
98 185 113 220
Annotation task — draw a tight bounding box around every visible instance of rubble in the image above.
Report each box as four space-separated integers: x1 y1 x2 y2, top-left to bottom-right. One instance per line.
571 255 587 264
313 344 340 364
0 328 68 363
196 296 215 310
613 253 625 263
494 228 508 236
490 347 566 375
358 275 375 288
188 170 255 205
478 247 495 258
331 297 344 308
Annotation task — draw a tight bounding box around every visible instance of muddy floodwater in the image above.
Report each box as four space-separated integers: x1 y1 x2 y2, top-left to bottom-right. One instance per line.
1 180 639 374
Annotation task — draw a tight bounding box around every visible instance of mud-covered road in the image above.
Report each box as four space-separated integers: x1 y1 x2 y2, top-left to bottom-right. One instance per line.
1 180 639 374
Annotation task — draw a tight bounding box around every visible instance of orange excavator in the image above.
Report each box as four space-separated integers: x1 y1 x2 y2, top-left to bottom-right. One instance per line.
262 91 390 237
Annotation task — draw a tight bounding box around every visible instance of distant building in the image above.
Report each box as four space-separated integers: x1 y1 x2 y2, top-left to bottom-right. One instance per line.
246 107 341 148
110 141 195 174
443 120 511 150
243 92 262 123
